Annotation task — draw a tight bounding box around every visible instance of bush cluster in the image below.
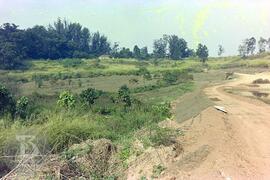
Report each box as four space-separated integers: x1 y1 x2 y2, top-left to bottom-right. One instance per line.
0 84 30 120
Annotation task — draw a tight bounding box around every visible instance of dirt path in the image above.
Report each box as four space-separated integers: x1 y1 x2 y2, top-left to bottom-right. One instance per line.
127 73 270 179
195 72 270 179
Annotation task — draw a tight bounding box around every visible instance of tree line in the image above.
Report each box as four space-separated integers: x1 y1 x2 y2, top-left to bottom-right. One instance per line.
0 18 110 69
0 18 209 69
111 35 208 62
238 37 270 58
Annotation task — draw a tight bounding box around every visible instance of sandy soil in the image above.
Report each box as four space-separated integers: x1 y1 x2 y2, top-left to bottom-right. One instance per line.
127 72 270 180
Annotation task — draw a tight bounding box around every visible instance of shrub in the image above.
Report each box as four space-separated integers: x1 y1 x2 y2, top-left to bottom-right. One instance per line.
0 84 16 118
152 164 166 178
149 125 176 147
129 78 139 84
143 71 152 81
16 96 29 119
132 85 159 93
80 88 102 106
152 103 171 117
162 71 193 85
118 85 132 107
162 71 178 84
74 72 82 78
61 58 84 68
94 106 113 115
137 67 149 76
92 59 106 69
57 91 76 110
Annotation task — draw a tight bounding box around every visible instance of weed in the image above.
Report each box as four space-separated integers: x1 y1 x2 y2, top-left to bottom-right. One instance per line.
152 164 166 178
148 125 176 147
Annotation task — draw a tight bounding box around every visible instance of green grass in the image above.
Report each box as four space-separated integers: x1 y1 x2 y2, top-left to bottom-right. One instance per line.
19 75 157 96
1 54 270 177
173 71 228 123
3 54 269 81
134 82 194 104
0 98 172 153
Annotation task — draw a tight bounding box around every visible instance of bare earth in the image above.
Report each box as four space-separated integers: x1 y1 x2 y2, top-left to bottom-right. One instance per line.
127 72 270 179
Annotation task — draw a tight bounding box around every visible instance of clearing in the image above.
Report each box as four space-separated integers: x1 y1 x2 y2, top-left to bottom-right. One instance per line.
127 72 270 179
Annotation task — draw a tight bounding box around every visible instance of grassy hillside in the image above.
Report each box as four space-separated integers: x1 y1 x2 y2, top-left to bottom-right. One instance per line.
0 54 269 178
2 53 270 79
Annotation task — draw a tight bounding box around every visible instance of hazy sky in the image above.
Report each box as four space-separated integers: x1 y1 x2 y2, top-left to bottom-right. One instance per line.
1 0 269 56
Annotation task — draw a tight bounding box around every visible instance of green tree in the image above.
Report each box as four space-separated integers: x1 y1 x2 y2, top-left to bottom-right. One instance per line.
110 42 120 58
90 32 111 57
140 47 149 60
118 47 133 58
0 42 22 69
0 23 25 69
118 85 132 107
239 37 257 58
0 84 16 117
196 44 209 63
238 41 248 58
16 96 29 119
57 91 76 110
168 35 188 60
247 37 256 55
24 25 50 59
218 45 225 56
153 38 167 59
80 88 101 106
133 45 141 59
0 19 114 65
266 38 270 51
258 37 267 53
185 48 196 57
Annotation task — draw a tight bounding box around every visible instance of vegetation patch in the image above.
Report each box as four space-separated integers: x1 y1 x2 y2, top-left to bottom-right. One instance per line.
151 164 166 178
252 78 270 84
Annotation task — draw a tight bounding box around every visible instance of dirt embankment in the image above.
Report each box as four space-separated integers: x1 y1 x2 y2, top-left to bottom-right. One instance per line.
127 72 270 179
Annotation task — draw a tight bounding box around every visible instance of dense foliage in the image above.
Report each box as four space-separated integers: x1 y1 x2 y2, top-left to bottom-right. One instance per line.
0 24 25 69
238 37 270 58
118 85 132 107
57 91 76 110
0 84 16 117
80 88 102 106
15 96 29 119
0 18 211 70
0 19 111 69
196 43 209 63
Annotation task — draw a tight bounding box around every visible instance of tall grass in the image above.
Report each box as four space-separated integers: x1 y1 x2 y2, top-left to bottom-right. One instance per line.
0 93 173 155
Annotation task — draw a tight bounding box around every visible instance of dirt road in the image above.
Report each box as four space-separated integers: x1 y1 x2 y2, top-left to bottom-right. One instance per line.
127 73 270 179
197 72 270 179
